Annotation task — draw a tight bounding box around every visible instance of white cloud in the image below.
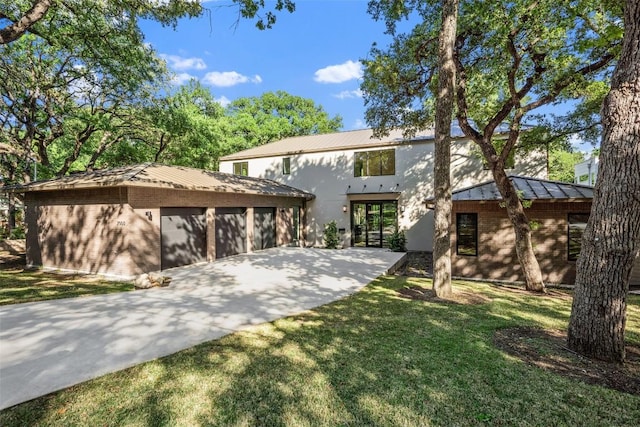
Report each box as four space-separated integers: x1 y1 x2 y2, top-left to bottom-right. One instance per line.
170 72 196 85
333 89 363 99
202 71 262 87
215 95 232 107
352 119 368 130
314 60 363 83
160 54 207 71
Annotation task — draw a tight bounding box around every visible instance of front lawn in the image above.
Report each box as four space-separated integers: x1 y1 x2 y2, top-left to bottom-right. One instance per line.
1 276 638 426
0 268 134 305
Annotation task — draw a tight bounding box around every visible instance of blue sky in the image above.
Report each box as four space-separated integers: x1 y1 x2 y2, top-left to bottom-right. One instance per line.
139 0 594 153
140 1 397 131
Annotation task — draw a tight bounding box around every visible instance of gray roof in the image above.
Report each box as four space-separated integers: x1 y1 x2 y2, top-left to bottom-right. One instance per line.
218 123 496 161
445 176 594 202
7 163 315 200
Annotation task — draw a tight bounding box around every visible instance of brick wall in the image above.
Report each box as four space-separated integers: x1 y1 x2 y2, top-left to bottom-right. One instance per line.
451 200 592 285
25 186 308 277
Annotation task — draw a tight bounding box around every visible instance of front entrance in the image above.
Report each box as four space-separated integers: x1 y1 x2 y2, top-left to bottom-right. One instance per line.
351 201 398 248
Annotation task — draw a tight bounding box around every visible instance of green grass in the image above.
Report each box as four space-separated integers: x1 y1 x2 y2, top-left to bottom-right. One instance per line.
1 276 639 426
0 268 134 305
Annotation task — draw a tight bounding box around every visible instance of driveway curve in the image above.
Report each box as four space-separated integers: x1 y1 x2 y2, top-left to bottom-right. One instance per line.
0 247 404 410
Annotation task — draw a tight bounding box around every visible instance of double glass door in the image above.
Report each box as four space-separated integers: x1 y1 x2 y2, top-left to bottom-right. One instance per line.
352 201 398 248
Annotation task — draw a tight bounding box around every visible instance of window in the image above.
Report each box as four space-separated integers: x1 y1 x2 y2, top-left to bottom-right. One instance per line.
354 149 395 177
233 162 248 176
283 157 291 175
568 213 589 261
456 213 478 256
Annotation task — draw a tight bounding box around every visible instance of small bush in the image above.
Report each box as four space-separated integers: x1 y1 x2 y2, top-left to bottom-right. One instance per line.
386 229 407 252
323 220 340 249
9 226 25 240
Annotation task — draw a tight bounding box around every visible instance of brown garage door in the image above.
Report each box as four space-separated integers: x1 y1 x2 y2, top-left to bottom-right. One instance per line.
160 207 207 270
254 207 276 250
215 207 247 259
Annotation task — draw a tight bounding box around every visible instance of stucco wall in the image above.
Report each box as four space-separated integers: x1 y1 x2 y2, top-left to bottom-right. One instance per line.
220 139 547 250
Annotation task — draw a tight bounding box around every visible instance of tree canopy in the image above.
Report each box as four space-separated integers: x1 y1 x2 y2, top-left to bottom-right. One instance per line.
362 0 623 291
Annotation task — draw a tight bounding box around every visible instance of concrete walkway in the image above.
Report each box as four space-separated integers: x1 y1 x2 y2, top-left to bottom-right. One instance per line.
0 247 404 410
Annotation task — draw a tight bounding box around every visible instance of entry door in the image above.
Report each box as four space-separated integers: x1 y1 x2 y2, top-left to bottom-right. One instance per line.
351 201 398 248
254 207 276 250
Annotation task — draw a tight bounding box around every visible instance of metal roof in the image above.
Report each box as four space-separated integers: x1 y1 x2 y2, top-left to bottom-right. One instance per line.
7 163 315 200
218 123 494 161
447 176 594 201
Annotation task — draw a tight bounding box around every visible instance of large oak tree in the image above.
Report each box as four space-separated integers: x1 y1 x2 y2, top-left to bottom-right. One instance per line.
568 0 640 363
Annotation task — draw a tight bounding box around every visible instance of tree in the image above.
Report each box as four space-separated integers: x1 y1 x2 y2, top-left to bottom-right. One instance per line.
0 0 295 46
363 0 622 292
225 91 342 154
568 0 640 363
548 149 586 183
433 0 459 298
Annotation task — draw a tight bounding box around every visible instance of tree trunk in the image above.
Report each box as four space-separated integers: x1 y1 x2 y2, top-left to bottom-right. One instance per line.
568 0 640 363
433 0 459 298
492 166 546 292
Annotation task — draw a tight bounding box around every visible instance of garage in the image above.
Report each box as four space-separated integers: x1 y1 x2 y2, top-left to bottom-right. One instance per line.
215 207 247 259
160 207 207 270
254 207 276 250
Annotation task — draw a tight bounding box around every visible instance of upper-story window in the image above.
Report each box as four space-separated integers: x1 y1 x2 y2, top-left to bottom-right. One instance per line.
233 162 248 176
283 157 291 175
354 149 395 177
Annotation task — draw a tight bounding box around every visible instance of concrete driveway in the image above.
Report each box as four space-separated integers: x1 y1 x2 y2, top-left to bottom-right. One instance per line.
0 247 404 410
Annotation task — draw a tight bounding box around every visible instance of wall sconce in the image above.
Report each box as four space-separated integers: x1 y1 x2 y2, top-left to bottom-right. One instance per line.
342 205 348 213
145 211 153 220
400 206 405 214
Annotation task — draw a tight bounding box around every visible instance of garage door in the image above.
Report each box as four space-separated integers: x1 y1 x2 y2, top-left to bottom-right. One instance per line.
160 207 207 270
215 207 247 259
254 207 276 250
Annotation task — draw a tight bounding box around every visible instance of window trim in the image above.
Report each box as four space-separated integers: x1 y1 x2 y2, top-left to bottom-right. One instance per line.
233 161 248 176
568 213 589 261
456 212 478 256
354 149 395 177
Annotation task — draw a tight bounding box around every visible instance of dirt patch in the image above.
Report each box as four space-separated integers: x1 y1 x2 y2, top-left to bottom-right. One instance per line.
494 327 640 395
397 286 490 305
397 251 433 277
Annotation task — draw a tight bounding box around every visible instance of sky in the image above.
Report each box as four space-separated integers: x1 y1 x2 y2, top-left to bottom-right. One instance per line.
139 0 594 153
139 0 404 131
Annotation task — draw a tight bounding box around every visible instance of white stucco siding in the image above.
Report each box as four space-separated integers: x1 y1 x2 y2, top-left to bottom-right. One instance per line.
219 139 547 251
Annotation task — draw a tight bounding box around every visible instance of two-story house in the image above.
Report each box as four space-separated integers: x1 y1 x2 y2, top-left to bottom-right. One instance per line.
219 128 547 251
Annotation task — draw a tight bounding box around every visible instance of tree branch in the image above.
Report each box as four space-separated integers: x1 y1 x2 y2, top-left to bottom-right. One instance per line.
0 0 53 45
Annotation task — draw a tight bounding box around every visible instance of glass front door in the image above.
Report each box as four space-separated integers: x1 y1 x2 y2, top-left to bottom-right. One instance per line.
351 201 398 248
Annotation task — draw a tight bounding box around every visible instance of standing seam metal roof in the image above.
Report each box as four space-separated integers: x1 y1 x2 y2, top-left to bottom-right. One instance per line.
446 176 594 201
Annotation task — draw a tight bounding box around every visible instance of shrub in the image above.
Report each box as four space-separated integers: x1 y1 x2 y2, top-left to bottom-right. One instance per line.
323 220 340 249
9 226 25 240
386 229 407 252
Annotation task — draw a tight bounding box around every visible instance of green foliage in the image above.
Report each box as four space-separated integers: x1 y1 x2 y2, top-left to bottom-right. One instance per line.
323 220 340 249
225 91 342 155
362 0 622 145
549 149 586 183
8 226 25 240
386 229 407 252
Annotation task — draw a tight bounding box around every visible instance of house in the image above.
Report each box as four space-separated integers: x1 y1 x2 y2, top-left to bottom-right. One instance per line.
11 164 314 278
219 128 547 251
575 157 599 186
445 176 640 286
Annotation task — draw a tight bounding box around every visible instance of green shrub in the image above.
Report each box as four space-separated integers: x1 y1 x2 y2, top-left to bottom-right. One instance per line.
9 226 25 240
323 220 340 249
386 229 407 252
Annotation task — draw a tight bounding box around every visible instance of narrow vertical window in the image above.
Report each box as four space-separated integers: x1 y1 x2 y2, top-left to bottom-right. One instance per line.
283 157 291 175
568 213 589 261
233 162 248 176
456 213 478 256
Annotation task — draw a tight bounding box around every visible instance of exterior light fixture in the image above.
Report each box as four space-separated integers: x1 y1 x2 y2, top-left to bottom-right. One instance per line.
343 205 348 213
